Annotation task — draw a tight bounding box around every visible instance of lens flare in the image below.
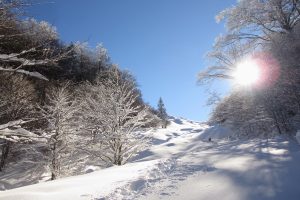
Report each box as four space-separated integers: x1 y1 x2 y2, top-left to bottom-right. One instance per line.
233 53 280 89
254 53 280 89
233 59 260 86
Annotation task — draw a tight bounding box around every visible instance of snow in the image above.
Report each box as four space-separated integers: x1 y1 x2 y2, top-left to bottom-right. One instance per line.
196 124 233 140
0 120 43 142
1 117 300 200
0 160 160 200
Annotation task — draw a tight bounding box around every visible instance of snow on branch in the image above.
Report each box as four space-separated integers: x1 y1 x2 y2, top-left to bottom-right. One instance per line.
0 127 42 143
0 67 49 80
0 119 32 130
78 67 154 166
0 119 43 143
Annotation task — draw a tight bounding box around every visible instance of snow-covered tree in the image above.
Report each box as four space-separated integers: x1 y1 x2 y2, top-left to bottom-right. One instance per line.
0 73 38 171
157 97 169 128
95 43 110 70
270 24 300 109
0 73 37 122
210 90 275 137
0 0 72 80
21 18 58 45
216 0 300 43
38 83 79 180
0 119 42 171
199 0 300 83
79 66 152 166
0 0 74 159
197 0 300 136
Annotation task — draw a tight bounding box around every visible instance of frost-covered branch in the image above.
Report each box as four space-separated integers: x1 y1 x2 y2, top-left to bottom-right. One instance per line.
79 67 154 166
199 0 300 83
0 1 73 81
38 82 80 180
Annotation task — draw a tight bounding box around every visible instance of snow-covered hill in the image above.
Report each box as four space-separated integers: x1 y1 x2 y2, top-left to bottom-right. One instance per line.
1 118 300 200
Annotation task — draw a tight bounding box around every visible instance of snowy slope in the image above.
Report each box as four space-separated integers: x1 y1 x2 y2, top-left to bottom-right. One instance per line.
1 118 300 200
0 160 163 200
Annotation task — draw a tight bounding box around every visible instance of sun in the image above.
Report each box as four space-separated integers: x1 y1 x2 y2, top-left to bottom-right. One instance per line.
233 59 260 86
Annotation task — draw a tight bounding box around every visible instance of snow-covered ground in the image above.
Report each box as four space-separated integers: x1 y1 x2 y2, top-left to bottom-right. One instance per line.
1 118 300 200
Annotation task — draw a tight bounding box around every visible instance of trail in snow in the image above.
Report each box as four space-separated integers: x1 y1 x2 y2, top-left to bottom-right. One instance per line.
106 119 300 200
0 118 300 200
134 139 300 200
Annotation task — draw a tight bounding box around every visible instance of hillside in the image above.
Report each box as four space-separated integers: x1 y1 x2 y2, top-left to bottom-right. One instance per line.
0 118 300 200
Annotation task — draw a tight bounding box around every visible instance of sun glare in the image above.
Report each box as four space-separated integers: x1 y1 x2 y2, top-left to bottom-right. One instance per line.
233 59 260 86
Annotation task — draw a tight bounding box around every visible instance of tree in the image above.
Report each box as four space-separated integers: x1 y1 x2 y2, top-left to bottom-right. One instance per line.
199 0 300 83
0 1 78 165
0 119 41 171
0 4 68 80
0 0 156 181
157 97 168 128
79 66 153 166
38 83 78 180
216 0 300 42
210 90 275 138
198 0 300 136
0 73 38 171
95 43 110 70
0 0 74 138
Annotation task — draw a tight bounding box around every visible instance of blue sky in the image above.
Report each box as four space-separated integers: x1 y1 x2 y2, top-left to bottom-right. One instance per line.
28 0 236 121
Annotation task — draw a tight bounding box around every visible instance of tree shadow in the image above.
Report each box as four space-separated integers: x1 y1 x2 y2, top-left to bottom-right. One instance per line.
0 162 48 190
202 138 300 200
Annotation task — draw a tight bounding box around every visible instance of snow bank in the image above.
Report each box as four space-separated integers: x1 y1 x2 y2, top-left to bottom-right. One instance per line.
196 124 233 140
0 160 159 200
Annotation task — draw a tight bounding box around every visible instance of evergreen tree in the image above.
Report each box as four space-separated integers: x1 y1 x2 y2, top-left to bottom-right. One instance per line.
157 97 168 128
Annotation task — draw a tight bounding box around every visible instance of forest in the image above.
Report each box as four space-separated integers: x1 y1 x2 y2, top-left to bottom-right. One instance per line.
0 0 166 180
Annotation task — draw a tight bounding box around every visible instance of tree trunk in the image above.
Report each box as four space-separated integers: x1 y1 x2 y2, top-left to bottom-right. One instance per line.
116 145 122 166
50 133 58 180
51 171 56 180
0 141 11 171
51 147 57 180
272 111 282 134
